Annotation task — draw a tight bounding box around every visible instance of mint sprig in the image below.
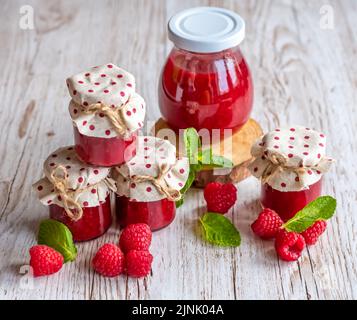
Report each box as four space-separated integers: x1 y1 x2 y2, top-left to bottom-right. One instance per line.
176 128 233 208
176 128 202 208
282 196 337 233
200 212 241 247
38 219 77 263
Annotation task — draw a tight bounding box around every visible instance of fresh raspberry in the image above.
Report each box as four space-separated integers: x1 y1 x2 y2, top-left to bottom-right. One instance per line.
92 243 125 277
301 220 327 245
203 182 237 214
29 245 64 277
126 250 153 278
251 208 283 239
275 230 306 261
119 223 152 253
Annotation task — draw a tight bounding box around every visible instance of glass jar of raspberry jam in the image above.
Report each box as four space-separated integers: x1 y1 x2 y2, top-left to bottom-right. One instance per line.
249 126 334 222
50 195 112 241
261 179 322 222
33 146 115 241
73 126 137 167
113 136 189 231
66 63 146 166
159 7 253 134
116 196 176 231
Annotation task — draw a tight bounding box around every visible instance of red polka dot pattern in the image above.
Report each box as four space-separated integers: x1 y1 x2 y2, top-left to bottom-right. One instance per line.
68 91 145 139
66 63 141 130
34 146 112 209
114 136 189 202
249 125 333 192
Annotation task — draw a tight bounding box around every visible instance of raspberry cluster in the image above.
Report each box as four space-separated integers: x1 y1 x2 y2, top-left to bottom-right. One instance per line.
93 223 153 278
29 223 153 278
251 208 328 261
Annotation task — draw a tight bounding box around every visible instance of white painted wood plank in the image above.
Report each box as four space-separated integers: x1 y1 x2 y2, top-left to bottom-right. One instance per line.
0 0 356 300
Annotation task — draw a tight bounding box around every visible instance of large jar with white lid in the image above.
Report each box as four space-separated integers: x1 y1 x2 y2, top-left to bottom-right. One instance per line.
159 7 253 134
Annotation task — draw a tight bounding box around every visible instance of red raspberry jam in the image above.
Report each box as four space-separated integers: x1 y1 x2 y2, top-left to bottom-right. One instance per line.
261 179 322 222
73 126 137 166
115 195 176 231
159 46 253 134
49 195 112 242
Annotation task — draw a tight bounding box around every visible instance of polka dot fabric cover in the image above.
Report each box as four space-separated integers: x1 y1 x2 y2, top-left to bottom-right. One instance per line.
66 63 146 139
248 125 334 192
113 136 189 202
69 92 146 139
33 146 113 208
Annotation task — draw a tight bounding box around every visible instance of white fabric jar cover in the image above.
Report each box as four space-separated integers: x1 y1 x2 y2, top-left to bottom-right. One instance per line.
33 146 115 220
113 136 189 202
248 125 334 192
66 63 146 139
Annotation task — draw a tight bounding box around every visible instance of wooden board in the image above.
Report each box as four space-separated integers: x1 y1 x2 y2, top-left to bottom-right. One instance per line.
152 118 263 187
0 0 356 300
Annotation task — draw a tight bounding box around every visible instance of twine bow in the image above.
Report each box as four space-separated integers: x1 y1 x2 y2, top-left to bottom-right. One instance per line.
80 102 127 136
48 165 83 221
122 164 181 201
261 154 306 186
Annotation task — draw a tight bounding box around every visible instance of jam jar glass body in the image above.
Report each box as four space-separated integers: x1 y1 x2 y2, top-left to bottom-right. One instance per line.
261 179 322 222
159 45 253 134
49 195 112 242
74 126 137 167
115 195 176 231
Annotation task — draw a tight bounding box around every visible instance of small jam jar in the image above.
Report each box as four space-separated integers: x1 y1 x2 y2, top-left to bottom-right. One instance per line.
249 126 334 221
66 63 146 166
112 136 189 231
33 146 115 241
159 7 253 134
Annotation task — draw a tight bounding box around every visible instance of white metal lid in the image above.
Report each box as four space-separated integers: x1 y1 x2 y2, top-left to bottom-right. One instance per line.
168 7 245 53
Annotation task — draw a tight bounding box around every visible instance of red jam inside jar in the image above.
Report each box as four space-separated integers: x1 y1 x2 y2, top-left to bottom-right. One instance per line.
261 179 322 222
159 46 253 134
73 126 137 167
49 195 112 242
115 195 176 231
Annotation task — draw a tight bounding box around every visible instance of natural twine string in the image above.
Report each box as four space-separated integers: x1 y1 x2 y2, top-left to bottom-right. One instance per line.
261 153 313 186
79 102 127 136
48 165 111 221
116 163 181 201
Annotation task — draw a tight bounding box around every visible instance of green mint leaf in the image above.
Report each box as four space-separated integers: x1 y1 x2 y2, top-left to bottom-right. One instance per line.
38 219 77 263
183 128 202 172
176 170 195 208
177 128 203 208
200 147 213 165
200 149 233 170
175 198 184 208
283 196 337 233
200 212 241 247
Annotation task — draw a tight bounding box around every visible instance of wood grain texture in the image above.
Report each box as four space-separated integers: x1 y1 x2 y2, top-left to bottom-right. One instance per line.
0 0 356 300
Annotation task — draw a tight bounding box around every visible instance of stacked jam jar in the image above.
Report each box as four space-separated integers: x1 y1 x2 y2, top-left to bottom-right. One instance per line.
33 63 189 242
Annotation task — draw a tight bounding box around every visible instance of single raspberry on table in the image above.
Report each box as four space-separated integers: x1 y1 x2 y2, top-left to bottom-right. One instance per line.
251 208 283 239
119 223 152 253
203 182 237 214
126 250 153 278
275 229 306 262
301 220 327 245
92 243 125 277
29 245 64 277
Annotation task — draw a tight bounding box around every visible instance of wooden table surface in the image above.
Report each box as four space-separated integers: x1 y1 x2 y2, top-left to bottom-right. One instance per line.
0 0 356 300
